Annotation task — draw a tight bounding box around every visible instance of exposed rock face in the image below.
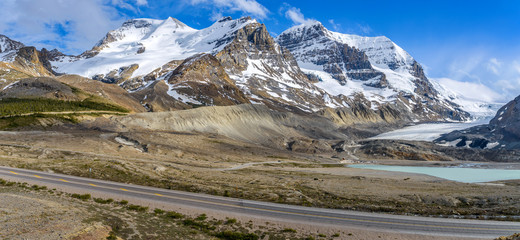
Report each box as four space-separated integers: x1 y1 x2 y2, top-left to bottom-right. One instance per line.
214 20 329 113
276 23 386 87
0 36 58 79
92 64 139 84
121 60 183 91
12 47 54 77
436 95 520 150
130 80 190 112
166 53 250 106
0 35 24 53
276 21 470 122
358 139 520 162
38 48 66 75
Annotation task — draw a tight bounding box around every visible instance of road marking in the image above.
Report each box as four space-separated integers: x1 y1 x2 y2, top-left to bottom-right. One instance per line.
9 171 18 175
104 186 519 232
89 183 97 187
33 175 42 178
155 193 163 197
3 167 519 232
59 179 68 182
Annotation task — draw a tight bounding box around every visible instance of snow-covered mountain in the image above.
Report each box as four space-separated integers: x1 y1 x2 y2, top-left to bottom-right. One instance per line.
0 34 25 61
276 21 472 121
52 17 249 80
430 79 502 119
50 17 333 113
22 16 494 122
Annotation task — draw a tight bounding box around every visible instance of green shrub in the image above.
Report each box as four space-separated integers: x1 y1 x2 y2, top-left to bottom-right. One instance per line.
94 198 114 204
165 211 184 219
282 228 297 233
71 193 91 201
182 219 216 231
154 208 165 214
118 200 128 205
127 204 148 212
215 231 259 240
225 218 237 225
196 213 207 221
31 185 47 190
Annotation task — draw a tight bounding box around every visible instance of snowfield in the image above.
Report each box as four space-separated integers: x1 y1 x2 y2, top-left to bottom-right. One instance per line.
369 118 491 141
51 17 256 79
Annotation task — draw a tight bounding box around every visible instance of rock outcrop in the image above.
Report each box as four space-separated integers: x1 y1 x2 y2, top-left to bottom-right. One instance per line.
0 35 24 53
436 95 520 150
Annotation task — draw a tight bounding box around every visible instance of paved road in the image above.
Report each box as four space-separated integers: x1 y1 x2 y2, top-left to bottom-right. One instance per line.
0 166 519 238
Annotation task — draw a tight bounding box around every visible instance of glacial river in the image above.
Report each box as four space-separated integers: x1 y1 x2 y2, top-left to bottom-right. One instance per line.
349 164 520 183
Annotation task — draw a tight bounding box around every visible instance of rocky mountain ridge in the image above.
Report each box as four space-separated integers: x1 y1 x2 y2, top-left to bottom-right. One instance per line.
276 21 470 122
0 16 490 125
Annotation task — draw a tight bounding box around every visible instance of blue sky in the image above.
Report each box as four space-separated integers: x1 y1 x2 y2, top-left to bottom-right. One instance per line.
0 0 519 101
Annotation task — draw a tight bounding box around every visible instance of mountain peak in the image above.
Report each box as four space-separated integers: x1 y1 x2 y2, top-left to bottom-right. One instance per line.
218 16 233 22
163 17 190 29
0 34 25 53
284 20 325 33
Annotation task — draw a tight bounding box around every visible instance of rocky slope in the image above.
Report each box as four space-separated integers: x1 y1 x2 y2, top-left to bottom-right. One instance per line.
96 104 349 153
0 35 61 89
436 95 520 150
276 21 470 121
0 76 145 113
0 35 24 54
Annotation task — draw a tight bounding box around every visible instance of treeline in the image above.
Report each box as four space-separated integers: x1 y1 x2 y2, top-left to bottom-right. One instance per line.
0 98 129 116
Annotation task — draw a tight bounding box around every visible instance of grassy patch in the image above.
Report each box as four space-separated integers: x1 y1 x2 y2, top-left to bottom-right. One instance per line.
165 211 184 219
127 204 149 212
0 97 128 117
71 193 91 201
215 230 259 240
93 198 114 204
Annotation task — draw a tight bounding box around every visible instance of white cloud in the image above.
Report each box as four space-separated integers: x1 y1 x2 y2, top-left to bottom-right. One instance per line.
0 0 141 54
487 57 502 75
328 19 340 31
357 23 372 34
189 0 269 20
284 7 315 25
434 77 503 103
111 0 148 12
513 61 520 74
440 54 520 101
135 0 148 6
210 12 224 22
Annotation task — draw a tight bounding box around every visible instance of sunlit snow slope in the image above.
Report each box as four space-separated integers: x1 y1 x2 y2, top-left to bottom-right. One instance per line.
51 17 256 79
